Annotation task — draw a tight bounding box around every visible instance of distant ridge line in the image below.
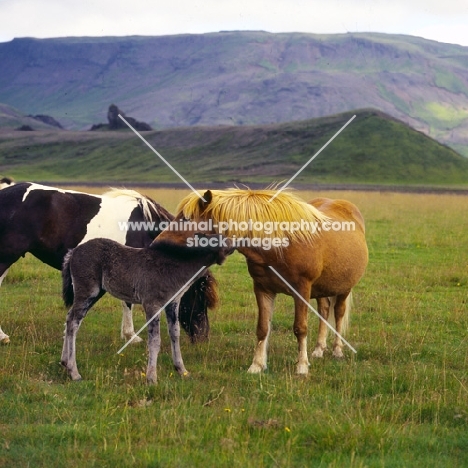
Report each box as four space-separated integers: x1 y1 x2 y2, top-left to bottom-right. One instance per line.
37 181 468 195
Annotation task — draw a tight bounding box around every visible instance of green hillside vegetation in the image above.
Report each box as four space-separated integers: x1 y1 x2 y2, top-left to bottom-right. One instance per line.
1 32 468 155
1 109 467 187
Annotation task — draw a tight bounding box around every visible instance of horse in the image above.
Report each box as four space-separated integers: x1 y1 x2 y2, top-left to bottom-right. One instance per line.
61 234 234 383
173 188 368 375
0 182 218 345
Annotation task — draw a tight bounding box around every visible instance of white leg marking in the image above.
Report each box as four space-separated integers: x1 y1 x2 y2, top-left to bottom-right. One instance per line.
121 302 143 343
296 335 310 375
248 340 269 373
248 333 271 374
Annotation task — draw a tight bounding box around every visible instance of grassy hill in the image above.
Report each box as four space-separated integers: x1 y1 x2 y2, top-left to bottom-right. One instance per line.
1 109 467 187
0 32 468 155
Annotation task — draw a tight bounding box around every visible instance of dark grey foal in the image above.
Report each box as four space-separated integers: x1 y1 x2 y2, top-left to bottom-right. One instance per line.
61 234 234 384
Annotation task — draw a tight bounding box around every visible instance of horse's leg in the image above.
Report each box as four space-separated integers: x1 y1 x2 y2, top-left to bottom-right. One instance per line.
331 292 352 359
248 285 276 374
293 282 313 375
61 302 91 381
0 326 8 344
60 320 68 365
165 301 189 377
145 306 161 384
1 235 35 343
120 302 143 343
311 297 331 358
0 267 11 344
61 289 103 381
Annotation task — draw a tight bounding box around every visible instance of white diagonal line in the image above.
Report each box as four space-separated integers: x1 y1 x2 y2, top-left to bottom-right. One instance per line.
268 266 357 353
269 114 356 202
116 265 207 354
118 114 206 202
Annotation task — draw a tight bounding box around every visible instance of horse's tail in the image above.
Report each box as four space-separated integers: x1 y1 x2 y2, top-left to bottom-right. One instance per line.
327 292 352 336
62 250 75 308
179 272 219 343
203 271 219 310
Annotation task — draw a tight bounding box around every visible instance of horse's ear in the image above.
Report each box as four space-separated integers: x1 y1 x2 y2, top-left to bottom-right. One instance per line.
199 190 212 209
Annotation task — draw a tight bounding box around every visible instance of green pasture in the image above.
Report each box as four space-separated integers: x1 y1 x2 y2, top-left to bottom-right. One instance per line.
0 190 467 467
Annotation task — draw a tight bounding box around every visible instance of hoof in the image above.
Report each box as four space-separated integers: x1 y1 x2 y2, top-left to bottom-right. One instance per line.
125 334 143 344
247 363 266 374
311 347 325 358
0 336 10 344
296 363 310 375
61 363 82 381
332 349 345 359
146 370 157 384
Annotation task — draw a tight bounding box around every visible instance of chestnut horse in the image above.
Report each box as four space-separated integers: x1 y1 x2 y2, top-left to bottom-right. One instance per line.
175 188 368 375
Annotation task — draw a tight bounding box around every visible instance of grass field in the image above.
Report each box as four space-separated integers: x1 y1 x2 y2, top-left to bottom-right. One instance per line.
0 189 467 467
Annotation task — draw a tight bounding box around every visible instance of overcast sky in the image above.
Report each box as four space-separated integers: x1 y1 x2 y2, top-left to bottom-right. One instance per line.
1 0 468 46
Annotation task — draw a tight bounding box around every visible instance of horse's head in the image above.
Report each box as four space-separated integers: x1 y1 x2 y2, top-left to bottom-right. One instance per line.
174 190 214 224
156 191 218 245
191 233 235 265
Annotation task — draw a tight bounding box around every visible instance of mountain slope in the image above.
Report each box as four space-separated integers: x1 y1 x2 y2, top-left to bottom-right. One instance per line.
1 110 467 186
0 103 61 130
0 31 468 155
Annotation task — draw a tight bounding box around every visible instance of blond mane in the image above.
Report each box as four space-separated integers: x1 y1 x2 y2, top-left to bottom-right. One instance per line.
177 188 329 244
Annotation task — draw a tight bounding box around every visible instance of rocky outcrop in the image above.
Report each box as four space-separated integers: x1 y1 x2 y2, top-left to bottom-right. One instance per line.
90 104 152 131
29 114 63 129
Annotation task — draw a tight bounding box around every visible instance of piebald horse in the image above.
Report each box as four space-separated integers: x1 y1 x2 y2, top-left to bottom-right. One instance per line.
174 188 368 375
0 183 217 345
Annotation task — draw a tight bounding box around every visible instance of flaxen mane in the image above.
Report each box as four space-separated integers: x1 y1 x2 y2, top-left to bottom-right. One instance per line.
177 188 330 244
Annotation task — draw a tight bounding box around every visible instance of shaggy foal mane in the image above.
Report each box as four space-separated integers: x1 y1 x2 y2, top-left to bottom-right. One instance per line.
150 237 223 258
177 188 330 244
